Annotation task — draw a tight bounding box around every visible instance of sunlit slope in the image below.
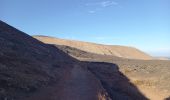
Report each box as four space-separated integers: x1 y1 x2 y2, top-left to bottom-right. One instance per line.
34 36 153 60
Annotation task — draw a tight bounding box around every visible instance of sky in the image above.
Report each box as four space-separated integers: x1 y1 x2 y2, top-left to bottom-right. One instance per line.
0 0 170 57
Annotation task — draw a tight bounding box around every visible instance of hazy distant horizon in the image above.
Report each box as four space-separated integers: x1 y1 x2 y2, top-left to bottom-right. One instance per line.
1 0 169 57
34 34 170 57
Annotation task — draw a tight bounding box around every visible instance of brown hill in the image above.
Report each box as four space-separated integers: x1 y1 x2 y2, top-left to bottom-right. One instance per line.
0 21 149 100
34 35 153 60
0 20 79 99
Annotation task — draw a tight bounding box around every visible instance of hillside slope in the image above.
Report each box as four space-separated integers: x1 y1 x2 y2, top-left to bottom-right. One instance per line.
55 45 170 100
0 20 77 99
0 21 149 100
34 36 152 60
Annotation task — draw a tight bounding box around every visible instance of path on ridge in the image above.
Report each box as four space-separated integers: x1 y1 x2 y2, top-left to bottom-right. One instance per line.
24 64 107 100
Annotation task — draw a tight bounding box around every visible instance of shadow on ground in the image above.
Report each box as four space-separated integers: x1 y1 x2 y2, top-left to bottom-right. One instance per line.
165 97 170 100
83 61 148 100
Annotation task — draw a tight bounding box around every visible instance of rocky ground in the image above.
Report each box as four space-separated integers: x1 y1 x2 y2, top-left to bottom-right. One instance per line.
57 45 170 100
22 63 110 100
0 21 76 100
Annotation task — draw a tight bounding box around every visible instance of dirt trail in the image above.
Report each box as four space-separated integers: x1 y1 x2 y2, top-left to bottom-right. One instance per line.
24 64 108 100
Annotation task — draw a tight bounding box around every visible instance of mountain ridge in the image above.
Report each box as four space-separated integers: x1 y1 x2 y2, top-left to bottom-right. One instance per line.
34 35 153 60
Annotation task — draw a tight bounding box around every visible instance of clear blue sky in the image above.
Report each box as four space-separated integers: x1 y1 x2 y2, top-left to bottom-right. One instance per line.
0 0 170 57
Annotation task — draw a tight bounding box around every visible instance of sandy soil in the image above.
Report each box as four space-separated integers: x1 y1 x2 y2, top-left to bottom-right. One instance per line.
137 86 167 100
128 77 170 100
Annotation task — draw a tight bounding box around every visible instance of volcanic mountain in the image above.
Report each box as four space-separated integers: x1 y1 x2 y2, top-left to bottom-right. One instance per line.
34 35 152 60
